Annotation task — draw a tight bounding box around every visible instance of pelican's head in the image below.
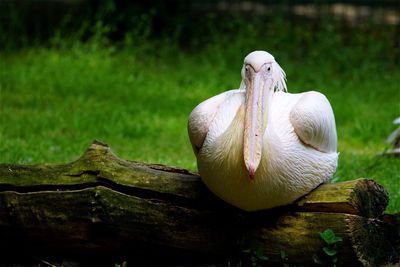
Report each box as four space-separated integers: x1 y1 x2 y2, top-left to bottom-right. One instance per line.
241 51 286 180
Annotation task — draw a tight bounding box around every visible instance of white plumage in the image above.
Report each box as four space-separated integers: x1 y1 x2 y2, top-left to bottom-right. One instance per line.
188 51 338 211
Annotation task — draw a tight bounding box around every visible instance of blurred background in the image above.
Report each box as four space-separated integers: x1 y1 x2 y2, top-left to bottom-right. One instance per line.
0 0 399 49
0 0 399 212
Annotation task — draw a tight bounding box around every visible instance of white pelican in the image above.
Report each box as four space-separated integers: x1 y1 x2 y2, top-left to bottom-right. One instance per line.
188 51 338 211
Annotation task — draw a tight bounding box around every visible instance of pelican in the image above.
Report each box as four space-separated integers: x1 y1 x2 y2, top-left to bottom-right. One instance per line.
188 51 338 211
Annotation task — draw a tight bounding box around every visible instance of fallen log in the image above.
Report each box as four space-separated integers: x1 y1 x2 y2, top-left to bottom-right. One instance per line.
0 141 398 266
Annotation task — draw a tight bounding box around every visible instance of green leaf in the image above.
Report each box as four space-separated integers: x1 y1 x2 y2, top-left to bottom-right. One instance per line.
319 229 334 244
320 229 342 245
333 236 343 243
323 246 337 256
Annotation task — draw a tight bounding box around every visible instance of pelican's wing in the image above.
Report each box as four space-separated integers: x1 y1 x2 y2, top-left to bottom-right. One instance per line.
289 91 337 153
188 90 237 155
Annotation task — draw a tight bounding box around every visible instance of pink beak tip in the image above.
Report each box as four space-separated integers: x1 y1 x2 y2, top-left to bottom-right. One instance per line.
248 165 256 181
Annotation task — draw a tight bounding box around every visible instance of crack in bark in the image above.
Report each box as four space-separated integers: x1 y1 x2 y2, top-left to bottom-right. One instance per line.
66 170 101 177
0 175 213 210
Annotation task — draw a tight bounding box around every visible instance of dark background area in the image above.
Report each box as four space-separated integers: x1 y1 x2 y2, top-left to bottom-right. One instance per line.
1 0 399 51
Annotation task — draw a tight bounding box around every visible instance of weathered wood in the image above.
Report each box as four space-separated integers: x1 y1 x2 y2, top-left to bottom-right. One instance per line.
0 141 398 266
296 178 388 218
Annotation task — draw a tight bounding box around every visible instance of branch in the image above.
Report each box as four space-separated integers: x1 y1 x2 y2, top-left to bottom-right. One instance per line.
0 141 398 266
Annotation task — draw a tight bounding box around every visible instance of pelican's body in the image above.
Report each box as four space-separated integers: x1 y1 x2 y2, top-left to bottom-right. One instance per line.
188 51 338 211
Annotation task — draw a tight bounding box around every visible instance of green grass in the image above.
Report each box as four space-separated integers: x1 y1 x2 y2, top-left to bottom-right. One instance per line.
0 21 399 213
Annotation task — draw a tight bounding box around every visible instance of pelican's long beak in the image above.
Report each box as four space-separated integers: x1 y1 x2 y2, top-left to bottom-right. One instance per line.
243 67 274 180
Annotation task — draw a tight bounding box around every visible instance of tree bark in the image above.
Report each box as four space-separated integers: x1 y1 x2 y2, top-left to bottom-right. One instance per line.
0 141 398 266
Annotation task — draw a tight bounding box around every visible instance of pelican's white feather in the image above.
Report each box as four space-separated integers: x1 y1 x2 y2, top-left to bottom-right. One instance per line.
188 51 338 211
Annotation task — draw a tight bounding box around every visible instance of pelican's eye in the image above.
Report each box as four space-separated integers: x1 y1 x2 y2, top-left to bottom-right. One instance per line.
245 65 250 73
265 64 272 76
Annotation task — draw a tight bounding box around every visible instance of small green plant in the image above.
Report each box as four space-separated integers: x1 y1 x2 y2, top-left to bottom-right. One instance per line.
313 229 343 266
242 248 269 266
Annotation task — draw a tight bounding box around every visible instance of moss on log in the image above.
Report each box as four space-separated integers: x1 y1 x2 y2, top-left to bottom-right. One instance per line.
0 141 398 266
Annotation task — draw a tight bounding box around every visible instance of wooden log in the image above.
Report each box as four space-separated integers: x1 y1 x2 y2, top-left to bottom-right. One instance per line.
296 178 389 218
0 141 398 266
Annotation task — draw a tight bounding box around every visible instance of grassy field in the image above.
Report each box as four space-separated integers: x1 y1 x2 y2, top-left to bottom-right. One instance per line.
0 20 399 213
